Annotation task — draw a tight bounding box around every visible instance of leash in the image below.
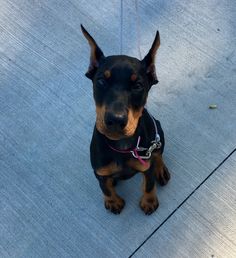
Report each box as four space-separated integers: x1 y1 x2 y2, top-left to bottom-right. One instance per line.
107 112 162 166
117 2 158 165
120 0 142 59
135 0 142 59
120 0 124 55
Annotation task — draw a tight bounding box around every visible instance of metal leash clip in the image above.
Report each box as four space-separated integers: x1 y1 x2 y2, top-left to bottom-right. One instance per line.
131 150 151 160
130 133 162 160
145 133 162 157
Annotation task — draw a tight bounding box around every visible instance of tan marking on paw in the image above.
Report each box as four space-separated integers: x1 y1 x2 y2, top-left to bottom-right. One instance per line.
104 178 125 214
140 184 159 215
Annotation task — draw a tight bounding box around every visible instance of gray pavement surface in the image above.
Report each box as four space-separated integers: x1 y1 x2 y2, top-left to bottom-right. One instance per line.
0 0 236 257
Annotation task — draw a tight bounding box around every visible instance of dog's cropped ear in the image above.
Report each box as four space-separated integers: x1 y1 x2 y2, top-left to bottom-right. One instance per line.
81 24 105 79
141 31 160 86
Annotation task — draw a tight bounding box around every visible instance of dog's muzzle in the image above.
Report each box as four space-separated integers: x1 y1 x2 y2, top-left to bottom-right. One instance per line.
104 111 128 132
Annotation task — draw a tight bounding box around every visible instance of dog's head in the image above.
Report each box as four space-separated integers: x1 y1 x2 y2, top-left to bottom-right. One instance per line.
81 25 160 140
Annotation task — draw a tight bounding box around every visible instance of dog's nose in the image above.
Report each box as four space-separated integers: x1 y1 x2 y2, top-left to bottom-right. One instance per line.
104 112 128 130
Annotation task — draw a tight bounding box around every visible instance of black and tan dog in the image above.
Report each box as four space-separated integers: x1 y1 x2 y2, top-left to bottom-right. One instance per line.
81 25 170 215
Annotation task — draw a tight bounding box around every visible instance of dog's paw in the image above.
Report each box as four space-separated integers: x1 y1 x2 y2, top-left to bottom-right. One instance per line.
104 196 125 214
140 196 159 215
157 165 170 186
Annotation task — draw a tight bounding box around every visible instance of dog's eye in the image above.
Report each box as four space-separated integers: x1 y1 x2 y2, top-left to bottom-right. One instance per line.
132 82 144 92
96 79 107 89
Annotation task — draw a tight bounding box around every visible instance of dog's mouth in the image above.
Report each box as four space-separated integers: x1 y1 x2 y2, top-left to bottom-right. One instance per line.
96 106 143 140
95 119 128 140
99 129 125 141
96 126 134 141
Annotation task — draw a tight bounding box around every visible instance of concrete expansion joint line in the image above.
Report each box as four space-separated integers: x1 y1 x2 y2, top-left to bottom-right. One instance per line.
128 148 236 258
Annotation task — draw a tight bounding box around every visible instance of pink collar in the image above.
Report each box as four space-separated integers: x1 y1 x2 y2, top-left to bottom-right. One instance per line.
107 112 162 167
108 136 148 166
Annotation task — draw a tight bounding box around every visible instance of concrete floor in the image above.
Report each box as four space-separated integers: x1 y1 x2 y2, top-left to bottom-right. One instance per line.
0 0 236 257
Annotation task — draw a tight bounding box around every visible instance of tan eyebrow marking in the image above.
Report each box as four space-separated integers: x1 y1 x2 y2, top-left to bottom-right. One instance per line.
104 70 111 79
131 73 137 81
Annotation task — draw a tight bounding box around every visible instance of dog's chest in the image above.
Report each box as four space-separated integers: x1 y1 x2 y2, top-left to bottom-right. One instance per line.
116 157 151 180
96 155 151 179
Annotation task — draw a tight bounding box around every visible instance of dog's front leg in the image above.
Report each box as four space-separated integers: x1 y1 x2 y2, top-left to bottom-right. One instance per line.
96 175 125 214
140 168 159 215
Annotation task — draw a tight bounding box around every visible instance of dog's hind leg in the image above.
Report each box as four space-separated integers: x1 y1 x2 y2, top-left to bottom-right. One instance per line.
152 152 170 186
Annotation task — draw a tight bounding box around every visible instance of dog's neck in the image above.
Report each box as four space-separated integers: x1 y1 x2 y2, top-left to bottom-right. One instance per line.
107 135 138 150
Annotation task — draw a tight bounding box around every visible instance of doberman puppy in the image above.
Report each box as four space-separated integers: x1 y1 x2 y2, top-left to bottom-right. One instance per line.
81 25 170 215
